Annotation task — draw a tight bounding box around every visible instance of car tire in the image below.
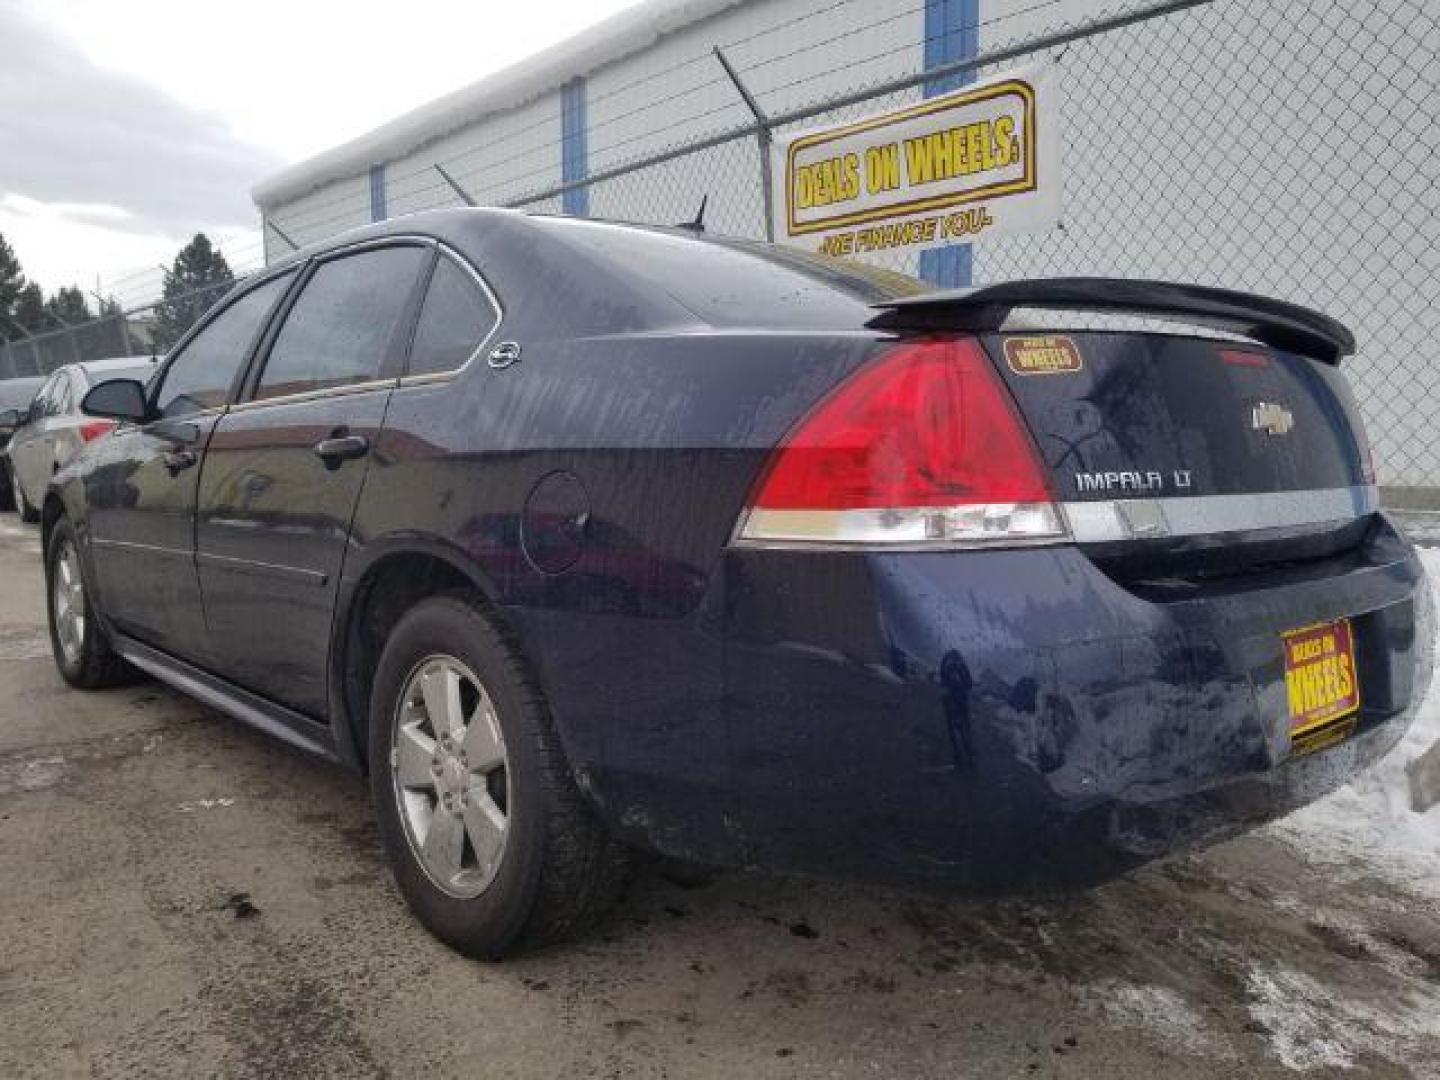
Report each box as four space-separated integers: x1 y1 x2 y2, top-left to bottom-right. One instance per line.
369 591 632 958
14 467 38 523
46 517 135 688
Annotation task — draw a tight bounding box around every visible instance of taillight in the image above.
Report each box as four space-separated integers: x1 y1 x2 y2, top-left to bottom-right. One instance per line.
79 420 116 443
737 338 1067 548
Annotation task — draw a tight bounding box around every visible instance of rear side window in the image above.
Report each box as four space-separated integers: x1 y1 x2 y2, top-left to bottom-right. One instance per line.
257 246 427 401
156 273 293 418
54 372 74 414
33 373 59 417
407 254 499 377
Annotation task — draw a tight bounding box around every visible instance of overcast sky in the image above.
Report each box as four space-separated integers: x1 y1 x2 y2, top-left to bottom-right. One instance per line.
0 0 639 302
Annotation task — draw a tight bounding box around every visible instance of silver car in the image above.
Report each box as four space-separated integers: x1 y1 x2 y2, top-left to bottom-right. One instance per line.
3 357 157 521
0 376 45 511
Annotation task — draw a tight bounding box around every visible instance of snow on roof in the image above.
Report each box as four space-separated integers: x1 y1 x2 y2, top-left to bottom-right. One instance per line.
252 0 749 210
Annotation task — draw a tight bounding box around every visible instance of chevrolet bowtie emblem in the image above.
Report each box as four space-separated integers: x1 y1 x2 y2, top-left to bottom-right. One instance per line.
1251 402 1295 436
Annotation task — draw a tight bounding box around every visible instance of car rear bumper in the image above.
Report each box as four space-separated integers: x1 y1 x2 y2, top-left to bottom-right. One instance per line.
720 513 1432 889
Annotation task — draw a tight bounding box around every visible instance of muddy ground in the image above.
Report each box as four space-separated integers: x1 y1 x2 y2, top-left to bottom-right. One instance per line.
0 516 1436 1078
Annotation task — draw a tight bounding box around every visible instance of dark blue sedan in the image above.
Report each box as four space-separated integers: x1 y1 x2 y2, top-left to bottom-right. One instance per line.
44 210 1432 957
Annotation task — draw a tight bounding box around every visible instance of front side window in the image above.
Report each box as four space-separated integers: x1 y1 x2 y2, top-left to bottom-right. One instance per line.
256 245 427 401
407 254 499 377
155 273 293 419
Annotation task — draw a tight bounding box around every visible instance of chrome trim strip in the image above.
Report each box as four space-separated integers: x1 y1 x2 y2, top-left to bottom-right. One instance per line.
395 371 454 389
133 405 225 428
302 233 439 262
227 378 396 413
89 537 191 560
195 551 328 587
341 235 435 254
1061 485 1378 544
734 532 1069 553
732 486 1377 552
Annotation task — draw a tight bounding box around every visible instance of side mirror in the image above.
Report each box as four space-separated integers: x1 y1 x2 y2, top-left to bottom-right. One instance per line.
82 378 151 424
0 408 20 429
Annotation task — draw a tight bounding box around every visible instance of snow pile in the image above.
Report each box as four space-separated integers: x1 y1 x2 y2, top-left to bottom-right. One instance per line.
1269 547 1440 896
1090 979 1227 1059
1245 964 1440 1070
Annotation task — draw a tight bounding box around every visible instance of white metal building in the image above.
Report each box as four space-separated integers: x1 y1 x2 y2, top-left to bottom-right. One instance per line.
253 0 939 255
252 0 1438 497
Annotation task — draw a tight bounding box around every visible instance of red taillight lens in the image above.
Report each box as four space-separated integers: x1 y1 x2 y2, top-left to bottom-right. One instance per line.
79 420 116 443
739 338 1066 548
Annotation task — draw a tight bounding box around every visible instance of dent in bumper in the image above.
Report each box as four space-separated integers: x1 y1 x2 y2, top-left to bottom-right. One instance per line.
721 519 1432 889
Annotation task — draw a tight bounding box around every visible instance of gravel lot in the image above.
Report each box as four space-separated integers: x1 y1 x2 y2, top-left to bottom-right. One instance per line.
0 516 1436 1079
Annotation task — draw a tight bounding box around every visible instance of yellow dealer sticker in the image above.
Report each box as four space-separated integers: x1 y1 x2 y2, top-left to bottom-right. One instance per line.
772 63 1062 262
1003 335 1083 376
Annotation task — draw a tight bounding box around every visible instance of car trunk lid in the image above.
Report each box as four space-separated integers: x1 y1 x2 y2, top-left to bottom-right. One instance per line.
868 280 1375 568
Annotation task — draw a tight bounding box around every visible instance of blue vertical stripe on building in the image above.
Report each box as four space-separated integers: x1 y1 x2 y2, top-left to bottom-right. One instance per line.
561 77 589 217
919 0 979 287
369 164 387 222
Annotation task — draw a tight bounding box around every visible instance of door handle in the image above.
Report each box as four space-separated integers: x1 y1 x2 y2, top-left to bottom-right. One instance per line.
313 434 369 470
163 448 198 476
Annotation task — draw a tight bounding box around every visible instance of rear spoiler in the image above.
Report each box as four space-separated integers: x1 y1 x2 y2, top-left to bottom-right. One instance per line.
866 278 1356 364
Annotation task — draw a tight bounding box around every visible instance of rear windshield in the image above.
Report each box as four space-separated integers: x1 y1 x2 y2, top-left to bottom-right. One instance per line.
536 218 926 330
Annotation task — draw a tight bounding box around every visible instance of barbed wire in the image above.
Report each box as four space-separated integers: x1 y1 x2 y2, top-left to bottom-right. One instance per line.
259 0 1097 240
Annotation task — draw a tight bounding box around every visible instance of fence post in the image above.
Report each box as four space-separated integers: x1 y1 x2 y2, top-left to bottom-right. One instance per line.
713 48 775 242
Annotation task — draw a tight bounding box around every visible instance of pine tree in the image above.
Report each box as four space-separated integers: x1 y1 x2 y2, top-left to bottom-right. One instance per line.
13 283 44 334
0 232 28 342
152 234 234 349
43 286 92 327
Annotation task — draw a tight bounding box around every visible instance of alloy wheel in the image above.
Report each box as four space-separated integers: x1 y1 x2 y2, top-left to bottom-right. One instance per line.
391 655 510 898
52 538 86 665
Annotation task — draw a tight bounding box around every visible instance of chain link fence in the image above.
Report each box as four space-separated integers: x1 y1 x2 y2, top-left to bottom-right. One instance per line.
0 313 134 377
0 278 249 377
5 0 1435 502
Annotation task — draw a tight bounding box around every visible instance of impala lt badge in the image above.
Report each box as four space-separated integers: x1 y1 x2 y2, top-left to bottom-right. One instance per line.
1252 401 1295 436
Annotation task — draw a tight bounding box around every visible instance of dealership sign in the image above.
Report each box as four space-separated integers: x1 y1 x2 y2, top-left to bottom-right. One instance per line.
771 64 1062 259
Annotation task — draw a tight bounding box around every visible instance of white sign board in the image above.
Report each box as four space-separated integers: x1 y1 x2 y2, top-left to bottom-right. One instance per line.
771 64 1062 260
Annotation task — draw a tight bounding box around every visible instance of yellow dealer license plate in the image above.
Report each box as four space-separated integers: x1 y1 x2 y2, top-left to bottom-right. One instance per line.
1283 618 1360 754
